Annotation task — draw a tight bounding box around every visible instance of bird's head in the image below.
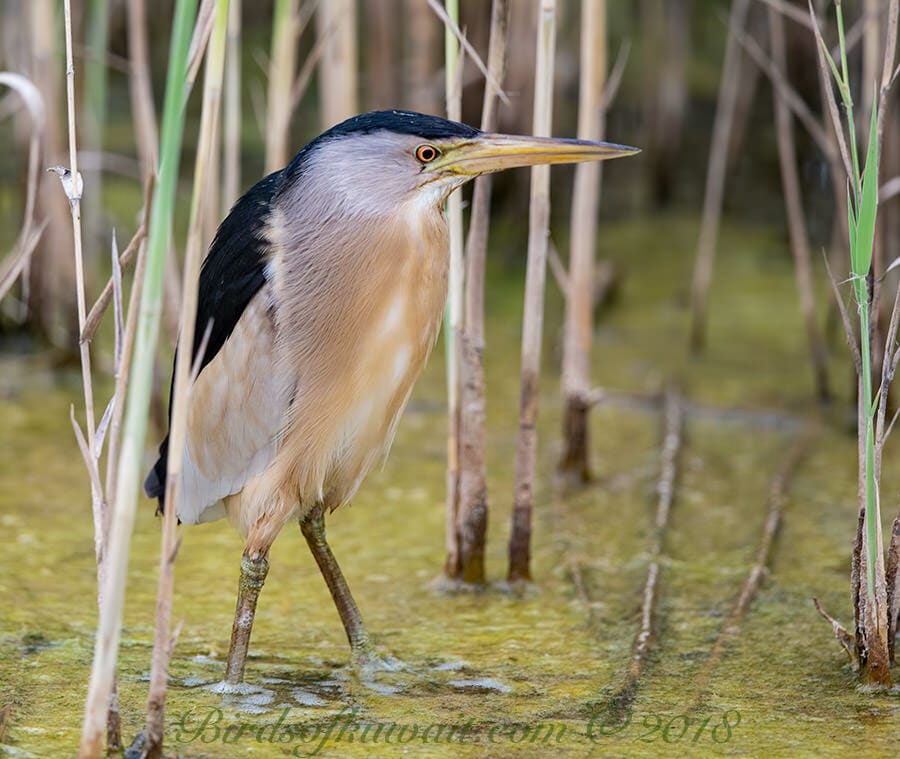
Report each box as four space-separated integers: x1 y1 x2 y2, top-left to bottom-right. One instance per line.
284 110 638 215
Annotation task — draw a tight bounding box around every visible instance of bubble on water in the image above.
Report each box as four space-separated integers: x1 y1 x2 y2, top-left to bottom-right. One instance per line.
292 688 327 706
448 678 512 693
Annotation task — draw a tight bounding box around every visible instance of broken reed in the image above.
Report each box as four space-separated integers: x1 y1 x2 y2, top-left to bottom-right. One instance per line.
559 0 607 484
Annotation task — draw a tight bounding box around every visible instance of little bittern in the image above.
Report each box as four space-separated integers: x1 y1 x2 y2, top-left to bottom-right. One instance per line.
145 110 637 683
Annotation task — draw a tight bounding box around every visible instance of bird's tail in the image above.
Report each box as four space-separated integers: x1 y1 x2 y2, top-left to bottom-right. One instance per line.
144 436 169 513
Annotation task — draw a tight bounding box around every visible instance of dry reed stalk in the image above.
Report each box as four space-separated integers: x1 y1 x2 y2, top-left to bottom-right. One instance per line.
58 0 118 752
317 0 357 129
691 433 809 709
688 0 751 352
126 0 158 181
186 0 217 88
873 0 900 665
58 0 101 584
222 0 241 213
725 18 762 171
0 73 44 306
448 0 509 584
143 4 228 755
29 0 75 338
203 123 221 248
81 206 151 342
0 226 46 304
265 0 299 173
641 0 689 205
104 233 149 531
508 0 557 583
558 0 607 486
768 7 831 403
613 389 682 713
441 0 466 583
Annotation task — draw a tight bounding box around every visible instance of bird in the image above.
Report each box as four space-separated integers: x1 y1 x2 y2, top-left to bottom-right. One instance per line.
144 109 637 684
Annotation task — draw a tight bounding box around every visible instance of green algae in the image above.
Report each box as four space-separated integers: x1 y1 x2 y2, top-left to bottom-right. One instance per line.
1 213 899 758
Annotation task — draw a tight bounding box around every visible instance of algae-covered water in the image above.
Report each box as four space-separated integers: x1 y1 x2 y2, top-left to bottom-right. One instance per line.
1 214 899 757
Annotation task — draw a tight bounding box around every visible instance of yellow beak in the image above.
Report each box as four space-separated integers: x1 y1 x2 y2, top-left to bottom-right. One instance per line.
429 133 640 176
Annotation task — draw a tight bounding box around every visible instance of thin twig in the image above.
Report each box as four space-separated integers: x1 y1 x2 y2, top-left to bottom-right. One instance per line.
103 236 148 525
548 239 569 299
0 72 44 310
71 407 104 503
807 0 854 181
110 233 124 374
290 23 330 110
730 18 832 158
222 0 241 213
598 40 630 114
688 0 752 351
814 597 858 665
691 433 811 708
767 5 831 402
755 0 813 28
126 0 158 181
425 0 510 106
185 0 216 88
613 389 682 712
823 249 863 375
0 223 47 304
82 174 154 343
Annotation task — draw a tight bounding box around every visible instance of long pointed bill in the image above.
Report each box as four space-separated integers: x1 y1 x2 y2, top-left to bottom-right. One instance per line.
430 133 639 176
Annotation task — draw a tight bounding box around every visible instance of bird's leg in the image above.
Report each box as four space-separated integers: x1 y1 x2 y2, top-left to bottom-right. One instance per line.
224 550 270 684
300 503 398 672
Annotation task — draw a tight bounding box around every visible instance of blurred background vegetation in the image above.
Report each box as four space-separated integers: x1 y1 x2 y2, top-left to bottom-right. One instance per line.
4 0 883 344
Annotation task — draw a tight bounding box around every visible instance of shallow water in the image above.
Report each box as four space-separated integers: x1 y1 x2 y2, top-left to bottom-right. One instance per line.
1 213 899 757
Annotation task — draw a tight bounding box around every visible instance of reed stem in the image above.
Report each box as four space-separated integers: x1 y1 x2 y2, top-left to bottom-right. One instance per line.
508 0 557 583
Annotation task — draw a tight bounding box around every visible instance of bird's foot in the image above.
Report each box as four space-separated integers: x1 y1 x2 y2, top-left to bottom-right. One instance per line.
350 642 405 681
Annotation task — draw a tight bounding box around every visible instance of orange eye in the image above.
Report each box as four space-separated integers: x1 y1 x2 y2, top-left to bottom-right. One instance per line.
415 144 440 163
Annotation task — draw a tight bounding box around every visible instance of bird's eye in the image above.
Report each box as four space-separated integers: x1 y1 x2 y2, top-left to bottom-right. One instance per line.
415 144 441 163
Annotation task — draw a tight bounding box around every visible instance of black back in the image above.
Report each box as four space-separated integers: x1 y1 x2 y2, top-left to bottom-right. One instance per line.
144 171 281 503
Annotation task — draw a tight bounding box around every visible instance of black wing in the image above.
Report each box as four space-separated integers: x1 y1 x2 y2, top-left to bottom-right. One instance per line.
144 170 282 504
